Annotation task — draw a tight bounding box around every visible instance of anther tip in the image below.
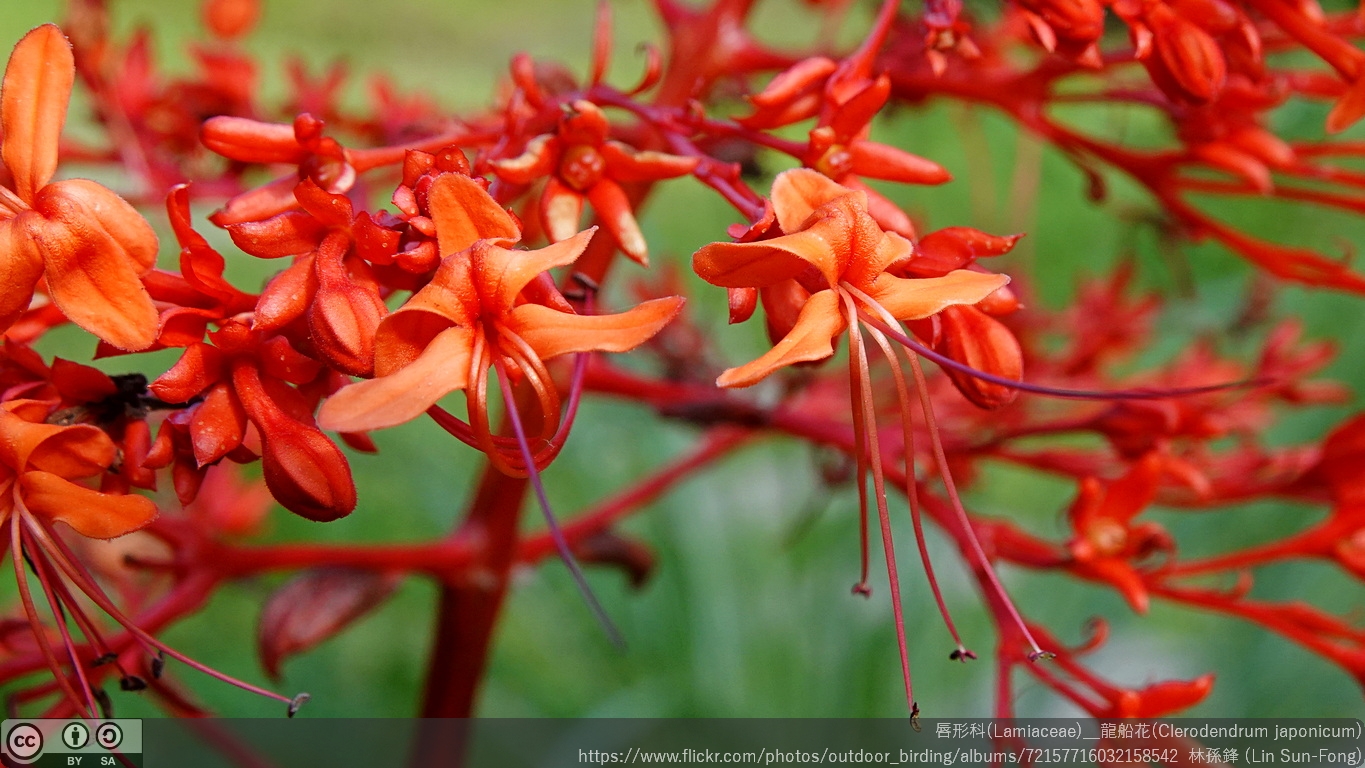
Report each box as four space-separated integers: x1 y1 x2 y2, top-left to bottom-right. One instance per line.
288 692 311 718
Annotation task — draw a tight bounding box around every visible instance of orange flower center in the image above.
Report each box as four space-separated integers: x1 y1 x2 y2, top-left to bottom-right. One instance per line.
1082 519 1129 559
559 144 606 191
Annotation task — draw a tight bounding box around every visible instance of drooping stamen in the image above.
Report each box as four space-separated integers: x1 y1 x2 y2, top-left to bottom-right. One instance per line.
491 355 626 650
840 291 916 714
23 515 303 712
845 310 873 598
844 284 1050 659
23 527 99 717
859 314 1267 401
9 505 88 714
863 324 973 659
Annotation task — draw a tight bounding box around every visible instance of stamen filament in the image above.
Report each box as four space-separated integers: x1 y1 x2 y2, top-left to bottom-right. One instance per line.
24 528 99 717
841 283 1049 658
840 290 916 715
23 516 299 710
845 312 873 598
9 506 88 713
863 324 972 658
859 314 1265 401
491 356 626 650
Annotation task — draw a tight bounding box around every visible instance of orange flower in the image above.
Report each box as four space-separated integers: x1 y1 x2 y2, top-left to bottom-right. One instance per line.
317 173 684 472
693 168 1006 387
692 168 1042 715
0 25 160 350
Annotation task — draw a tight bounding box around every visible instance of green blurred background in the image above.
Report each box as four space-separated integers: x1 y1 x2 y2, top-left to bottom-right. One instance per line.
0 0 1362 719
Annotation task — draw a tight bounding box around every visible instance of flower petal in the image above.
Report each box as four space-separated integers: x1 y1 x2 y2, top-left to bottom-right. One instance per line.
0 216 46 332
317 325 474 433
1 24 74 202
471 228 595 316
865 269 1008 321
0 404 117 477
26 185 160 351
716 289 845 388
427 172 520 256
586 178 648 265
22 471 158 539
770 167 857 234
505 296 684 361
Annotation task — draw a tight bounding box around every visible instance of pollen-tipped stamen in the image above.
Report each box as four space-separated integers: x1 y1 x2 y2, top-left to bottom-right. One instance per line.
23 515 302 711
492 355 626 649
843 284 1049 658
863 324 973 659
841 291 916 714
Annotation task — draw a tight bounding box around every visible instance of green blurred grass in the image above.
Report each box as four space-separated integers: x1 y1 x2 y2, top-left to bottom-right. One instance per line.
0 0 1361 720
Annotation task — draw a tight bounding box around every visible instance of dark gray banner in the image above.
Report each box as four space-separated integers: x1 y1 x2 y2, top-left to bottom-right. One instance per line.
129 719 1364 768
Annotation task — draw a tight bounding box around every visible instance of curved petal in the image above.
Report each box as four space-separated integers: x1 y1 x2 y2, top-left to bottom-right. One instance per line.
24 189 160 350
0 407 115 478
716 289 845 388
471 227 594 316
586 178 648 265
541 176 584 244
864 269 1008 321
770 168 856 233
506 296 684 360
490 134 558 184
1 24 74 202
428 172 520 256
42 179 159 270
0 215 46 332
21 471 158 539
318 325 474 433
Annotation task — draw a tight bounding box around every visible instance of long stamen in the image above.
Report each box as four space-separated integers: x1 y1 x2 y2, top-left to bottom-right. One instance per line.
23 527 100 717
860 314 1266 401
842 284 1049 658
22 516 303 712
491 355 626 649
9 506 89 713
863 324 973 659
904 351 1049 657
846 311 873 597
840 291 917 717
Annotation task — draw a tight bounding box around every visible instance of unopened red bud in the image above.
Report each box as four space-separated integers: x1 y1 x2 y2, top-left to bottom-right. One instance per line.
254 255 317 333
1148 8 1227 103
308 237 386 377
232 362 356 522
190 382 247 466
201 116 305 164
934 305 1022 409
1019 0 1105 43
